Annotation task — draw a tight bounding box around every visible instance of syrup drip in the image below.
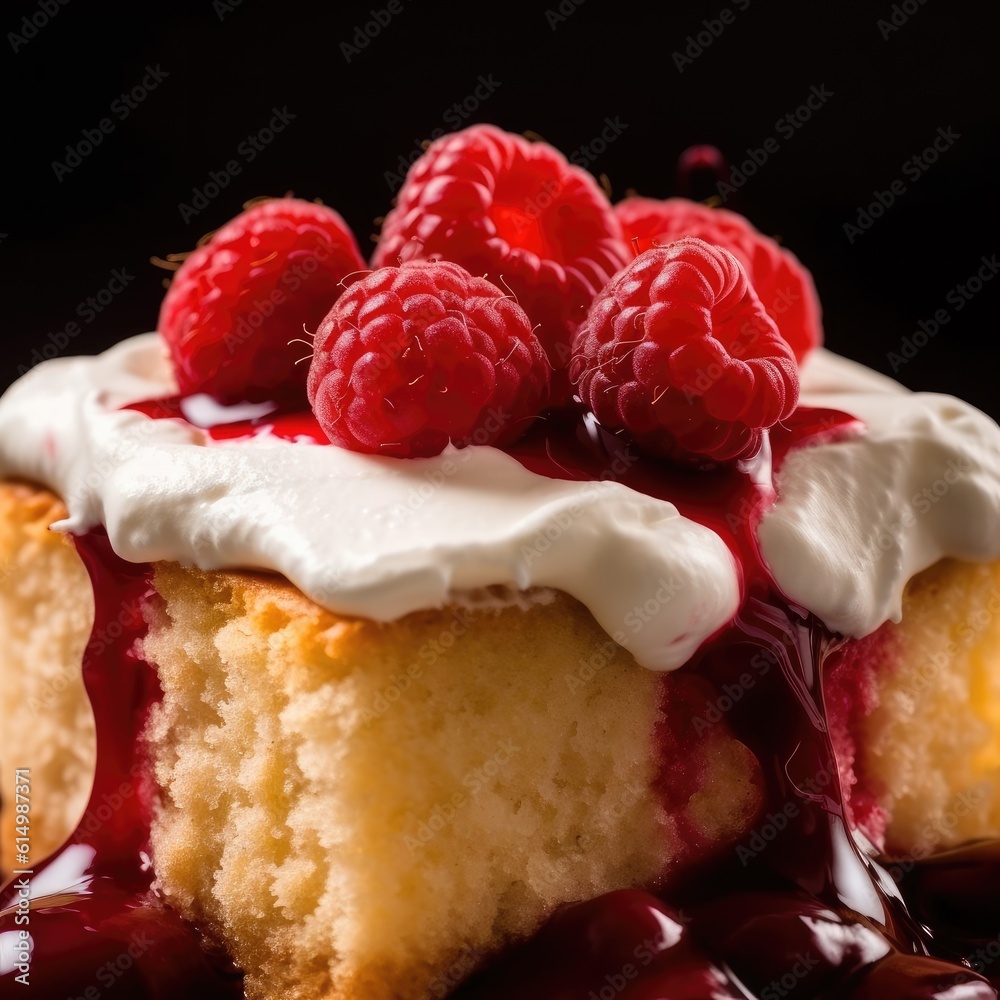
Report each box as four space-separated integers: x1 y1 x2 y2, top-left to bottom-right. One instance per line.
2 402 998 998
452 606 1000 999
0 533 243 997
448 409 1000 998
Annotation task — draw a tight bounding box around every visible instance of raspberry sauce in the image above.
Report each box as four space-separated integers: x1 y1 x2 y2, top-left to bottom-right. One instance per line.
2 402 999 998
454 406 1000 997
451 603 999 998
0 533 243 998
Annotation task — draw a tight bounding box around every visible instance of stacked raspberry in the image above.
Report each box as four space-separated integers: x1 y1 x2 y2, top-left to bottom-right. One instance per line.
615 196 822 364
158 126 822 466
372 124 632 402
306 261 549 458
572 238 799 465
159 198 367 404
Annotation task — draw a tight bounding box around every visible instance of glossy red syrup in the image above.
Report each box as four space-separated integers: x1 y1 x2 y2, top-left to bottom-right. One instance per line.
454 409 1000 998
0 533 243 997
2 400 998 998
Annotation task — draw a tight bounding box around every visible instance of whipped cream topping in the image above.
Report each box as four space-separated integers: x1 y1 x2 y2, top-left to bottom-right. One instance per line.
759 350 1000 636
0 335 739 671
2 334 1000 667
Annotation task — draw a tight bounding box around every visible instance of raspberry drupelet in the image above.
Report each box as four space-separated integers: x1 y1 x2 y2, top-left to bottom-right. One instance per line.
159 198 367 404
572 238 800 466
373 124 630 404
307 260 550 458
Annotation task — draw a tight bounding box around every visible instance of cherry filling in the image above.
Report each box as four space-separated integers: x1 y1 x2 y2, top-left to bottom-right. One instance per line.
2 403 999 998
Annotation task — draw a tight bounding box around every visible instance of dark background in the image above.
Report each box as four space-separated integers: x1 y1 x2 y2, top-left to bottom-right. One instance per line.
3 0 997 417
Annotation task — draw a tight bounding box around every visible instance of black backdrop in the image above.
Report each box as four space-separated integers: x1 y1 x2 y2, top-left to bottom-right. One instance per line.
3 0 998 417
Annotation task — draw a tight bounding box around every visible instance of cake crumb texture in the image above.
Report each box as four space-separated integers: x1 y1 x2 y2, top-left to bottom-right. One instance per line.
0 481 95 874
144 565 677 1000
858 557 1000 855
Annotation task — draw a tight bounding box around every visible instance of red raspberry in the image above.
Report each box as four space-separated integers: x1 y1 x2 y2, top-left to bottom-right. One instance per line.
159 198 366 403
372 124 630 404
572 238 799 465
307 260 549 458
615 197 822 363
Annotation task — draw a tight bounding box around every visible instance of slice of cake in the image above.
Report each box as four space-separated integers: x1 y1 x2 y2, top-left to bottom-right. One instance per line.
2 125 999 999
3 335 1000 998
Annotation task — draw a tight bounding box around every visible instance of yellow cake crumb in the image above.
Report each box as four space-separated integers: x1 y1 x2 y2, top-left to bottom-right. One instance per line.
0 482 95 876
859 557 1000 855
143 565 675 1000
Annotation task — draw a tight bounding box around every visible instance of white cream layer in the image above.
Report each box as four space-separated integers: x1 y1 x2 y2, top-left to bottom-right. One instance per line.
759 350 1000 635
2 334 1000 667
0 335 739 671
